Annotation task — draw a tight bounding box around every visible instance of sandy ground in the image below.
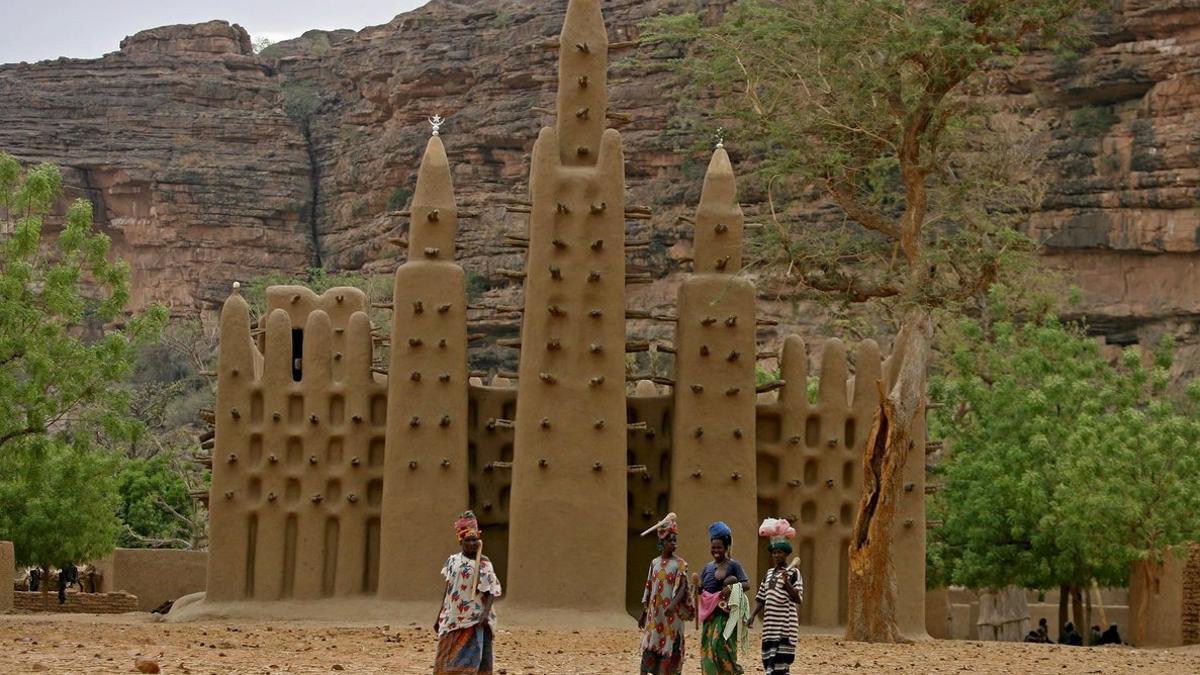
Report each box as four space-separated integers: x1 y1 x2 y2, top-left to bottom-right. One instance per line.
1 613 1198 674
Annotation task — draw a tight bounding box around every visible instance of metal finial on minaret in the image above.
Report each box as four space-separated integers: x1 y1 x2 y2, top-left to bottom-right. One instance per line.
428 114 444 137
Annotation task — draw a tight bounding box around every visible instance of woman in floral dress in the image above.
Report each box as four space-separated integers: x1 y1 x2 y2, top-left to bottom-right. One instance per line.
433 511 502 674
639 515 692 674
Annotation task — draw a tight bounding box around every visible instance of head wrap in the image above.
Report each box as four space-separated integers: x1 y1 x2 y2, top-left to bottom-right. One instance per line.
758 517 796 554
639 513 679 550
454 510 480 542
655 514 679 540
708 521 733 547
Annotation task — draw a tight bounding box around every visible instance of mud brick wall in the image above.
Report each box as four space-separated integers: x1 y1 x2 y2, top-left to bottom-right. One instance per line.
378 135 471 602
13 591 138 614
95 549 207 612
466 383 518 585
506 0 630 615
207 286 388 602
756 337 880 628
625 383 674 614
1130 545 1199 647
669 147 759 586
1 541 12 613
1183 545 1200 645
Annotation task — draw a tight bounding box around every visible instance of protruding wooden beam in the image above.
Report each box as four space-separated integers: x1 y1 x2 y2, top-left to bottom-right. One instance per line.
755 380 786 394
625 340 650 353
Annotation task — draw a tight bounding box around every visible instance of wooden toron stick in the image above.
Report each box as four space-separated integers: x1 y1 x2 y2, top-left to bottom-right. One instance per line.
470 541 484 598
640 512 677 538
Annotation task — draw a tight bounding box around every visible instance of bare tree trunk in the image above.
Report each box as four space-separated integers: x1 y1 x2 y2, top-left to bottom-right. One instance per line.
1085 586 1093 645
1134 562 1155 645
1058 584 1069 638
845 307 932 643
1071 586 1085 636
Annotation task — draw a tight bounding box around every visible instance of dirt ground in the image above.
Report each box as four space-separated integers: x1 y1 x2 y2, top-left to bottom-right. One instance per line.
2 613 1198 674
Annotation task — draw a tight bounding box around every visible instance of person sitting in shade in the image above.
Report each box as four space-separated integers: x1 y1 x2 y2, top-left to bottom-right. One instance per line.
1059 622 1083 646
1024 618 1052 643
748 518 803 674
433 511 502 675
1099 623 1123 645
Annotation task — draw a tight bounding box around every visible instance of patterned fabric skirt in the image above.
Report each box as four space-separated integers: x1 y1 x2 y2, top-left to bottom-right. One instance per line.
640 634 684 675
434 624 493 674
761 636 796 674
700 612 743 675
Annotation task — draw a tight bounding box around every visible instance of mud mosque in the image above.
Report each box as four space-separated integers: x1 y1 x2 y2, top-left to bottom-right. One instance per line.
202 0 925 634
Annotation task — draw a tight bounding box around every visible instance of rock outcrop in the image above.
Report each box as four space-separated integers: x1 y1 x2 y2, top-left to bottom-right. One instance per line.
0 20 314 312
1 0 1198 373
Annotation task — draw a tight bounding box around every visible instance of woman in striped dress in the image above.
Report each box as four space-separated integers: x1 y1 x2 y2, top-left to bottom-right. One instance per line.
748 518 803 674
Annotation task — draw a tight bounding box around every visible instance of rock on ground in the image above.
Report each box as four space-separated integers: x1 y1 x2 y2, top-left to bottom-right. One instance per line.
1 614 1198 674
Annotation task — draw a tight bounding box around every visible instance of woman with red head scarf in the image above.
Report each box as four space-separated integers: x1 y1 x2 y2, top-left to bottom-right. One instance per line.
433 511 502 674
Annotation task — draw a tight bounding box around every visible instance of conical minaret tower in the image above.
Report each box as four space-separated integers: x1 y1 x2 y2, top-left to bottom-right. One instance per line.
506 0 628 614
378 130 470 600
670 146 759 584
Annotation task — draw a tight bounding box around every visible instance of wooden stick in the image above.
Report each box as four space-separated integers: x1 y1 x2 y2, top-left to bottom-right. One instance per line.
470 541 484 599
640 512 677 537
692 572 701 629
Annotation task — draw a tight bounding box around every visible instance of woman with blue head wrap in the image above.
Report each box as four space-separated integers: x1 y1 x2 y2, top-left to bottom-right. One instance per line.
698 521 749 674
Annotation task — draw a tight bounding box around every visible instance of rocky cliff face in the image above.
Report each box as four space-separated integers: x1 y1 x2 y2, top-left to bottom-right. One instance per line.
0 21 314 311
1 0 1199 373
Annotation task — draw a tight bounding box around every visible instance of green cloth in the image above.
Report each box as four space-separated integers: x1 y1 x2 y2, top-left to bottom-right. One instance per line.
722 583 751 654
701 611 743 675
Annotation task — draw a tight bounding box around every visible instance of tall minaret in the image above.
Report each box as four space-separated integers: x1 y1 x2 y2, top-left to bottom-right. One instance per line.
378 122 470 600
670 144 759 585
506 0 629 614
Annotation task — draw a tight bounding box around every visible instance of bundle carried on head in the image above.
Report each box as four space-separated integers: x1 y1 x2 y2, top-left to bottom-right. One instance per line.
641 512 679 546
708 521 733 547
455 510 480 542
758 517 796 554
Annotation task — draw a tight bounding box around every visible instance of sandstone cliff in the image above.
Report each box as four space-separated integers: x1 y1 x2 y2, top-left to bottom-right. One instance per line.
1 0 1198 373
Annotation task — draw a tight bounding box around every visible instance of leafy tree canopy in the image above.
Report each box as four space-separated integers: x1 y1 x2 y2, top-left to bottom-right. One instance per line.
642 0 1098 321
0 444 122 568
929 309 1200 591
118 453 201 549
0 152 167 564
0 153 166 459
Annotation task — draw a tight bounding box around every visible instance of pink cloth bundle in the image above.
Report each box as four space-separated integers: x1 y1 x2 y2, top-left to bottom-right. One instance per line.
698 590 723 623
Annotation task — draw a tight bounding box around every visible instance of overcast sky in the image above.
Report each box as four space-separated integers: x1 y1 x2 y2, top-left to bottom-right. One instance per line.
3 0 430 64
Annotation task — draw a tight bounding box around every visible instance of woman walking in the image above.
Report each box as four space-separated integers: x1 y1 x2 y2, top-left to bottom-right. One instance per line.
699 521 750 674
638 514 692 674
748 518 804 674
433 511 502 675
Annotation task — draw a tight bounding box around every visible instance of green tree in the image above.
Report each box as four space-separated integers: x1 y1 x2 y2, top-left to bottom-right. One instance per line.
643 0 1096 641
930 315 1200 643
0 444 122 569
0 153 166 573
118 453 205 549
0 154 166 459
